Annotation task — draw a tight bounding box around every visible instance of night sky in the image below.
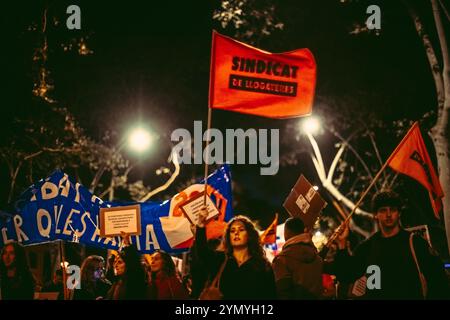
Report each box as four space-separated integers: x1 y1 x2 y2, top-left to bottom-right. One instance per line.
1 1 446 248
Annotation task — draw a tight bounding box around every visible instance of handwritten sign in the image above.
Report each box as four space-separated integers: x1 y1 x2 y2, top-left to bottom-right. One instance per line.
179 192 220 226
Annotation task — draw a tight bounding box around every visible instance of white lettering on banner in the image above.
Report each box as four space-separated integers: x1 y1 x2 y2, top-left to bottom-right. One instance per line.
103 236 118 247
63 208 80 236
74 183 81 203
78 212 90 238
54 205 63 234
146 224 161 251
134 235 141 251
37 208 51 238
13 215 29 242
1 228 13 245
58 174 70 198
42 181 58 200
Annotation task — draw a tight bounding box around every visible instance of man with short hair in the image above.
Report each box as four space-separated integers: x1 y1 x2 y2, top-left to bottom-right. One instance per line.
334 190 449 299
272 217 323 299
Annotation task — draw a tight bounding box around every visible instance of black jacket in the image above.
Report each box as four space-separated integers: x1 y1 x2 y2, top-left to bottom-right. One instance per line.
106 245 148 300
192 227 276 300
333 229 449 299
1 272 35 300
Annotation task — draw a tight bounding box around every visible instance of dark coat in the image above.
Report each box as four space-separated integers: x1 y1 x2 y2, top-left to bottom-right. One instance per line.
0 269 35 300
106 245 148 300
272 233 323 299
192 227 276 300
333 229 450 299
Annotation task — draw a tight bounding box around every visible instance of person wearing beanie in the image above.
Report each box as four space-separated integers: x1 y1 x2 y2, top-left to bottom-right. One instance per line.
333 190 449 299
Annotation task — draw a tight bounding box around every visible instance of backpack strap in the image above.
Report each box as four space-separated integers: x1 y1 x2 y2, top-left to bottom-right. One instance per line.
210 257 227 289
409 232 428 299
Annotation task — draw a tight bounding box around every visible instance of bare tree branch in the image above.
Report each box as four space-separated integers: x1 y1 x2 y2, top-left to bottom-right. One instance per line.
306 133 326 179
8 161 23 203
139 152 181 202
328 128 376 190
327 143 346 183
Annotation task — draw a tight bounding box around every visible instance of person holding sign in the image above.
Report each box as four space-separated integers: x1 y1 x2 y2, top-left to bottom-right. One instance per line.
333 191 449 299
192 206 276 300
106 233 148 300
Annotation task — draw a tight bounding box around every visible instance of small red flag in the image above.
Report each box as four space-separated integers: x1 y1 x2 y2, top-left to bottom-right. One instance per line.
209 31 316 119
260 213 278 244
387 122 444 219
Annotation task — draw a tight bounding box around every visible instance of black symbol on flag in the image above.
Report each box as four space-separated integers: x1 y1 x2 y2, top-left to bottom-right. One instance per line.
409 151 436 198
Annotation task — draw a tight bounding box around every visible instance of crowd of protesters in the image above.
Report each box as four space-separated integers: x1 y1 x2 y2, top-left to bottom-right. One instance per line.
1 190 449 300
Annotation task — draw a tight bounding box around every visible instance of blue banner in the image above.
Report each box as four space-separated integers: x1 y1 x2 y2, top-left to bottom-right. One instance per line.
0 165 233 254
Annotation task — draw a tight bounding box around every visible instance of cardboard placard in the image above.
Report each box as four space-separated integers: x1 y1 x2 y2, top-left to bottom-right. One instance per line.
179 192 220 226
99 204 141 237
283 175 327 229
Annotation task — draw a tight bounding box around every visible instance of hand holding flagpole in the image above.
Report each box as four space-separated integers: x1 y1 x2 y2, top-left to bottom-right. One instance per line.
325 121 442 250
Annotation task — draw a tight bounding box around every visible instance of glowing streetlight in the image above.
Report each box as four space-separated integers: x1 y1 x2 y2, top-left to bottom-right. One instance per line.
128 127 153 153
301 116 321 135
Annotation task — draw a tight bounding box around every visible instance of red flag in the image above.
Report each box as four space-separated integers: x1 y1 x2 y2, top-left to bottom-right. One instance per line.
260 213 278 244
387 122 444 219
209 31 316 119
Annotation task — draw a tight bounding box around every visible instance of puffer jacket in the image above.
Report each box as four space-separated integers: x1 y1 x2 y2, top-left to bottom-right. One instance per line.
272 233 323 299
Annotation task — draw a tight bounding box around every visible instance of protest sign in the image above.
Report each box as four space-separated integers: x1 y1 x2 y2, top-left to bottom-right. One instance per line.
99 204 141 237
283 174 327 229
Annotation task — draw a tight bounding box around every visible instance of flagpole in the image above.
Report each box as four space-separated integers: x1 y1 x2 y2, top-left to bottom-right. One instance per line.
324 121 419 248
204 30 216 206
203 106 212 206
59 240 68 300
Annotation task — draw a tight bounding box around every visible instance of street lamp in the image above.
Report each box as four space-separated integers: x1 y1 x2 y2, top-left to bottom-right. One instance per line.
128 127 154 153
301 116 321 135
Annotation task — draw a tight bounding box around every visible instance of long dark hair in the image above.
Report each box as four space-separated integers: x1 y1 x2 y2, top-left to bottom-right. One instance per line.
151 250 176 277
222 216 267 265
0 242 35 290
114 246 147 299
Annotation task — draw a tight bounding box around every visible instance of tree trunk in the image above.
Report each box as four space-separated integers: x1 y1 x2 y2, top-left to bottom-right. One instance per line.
430 0 450 254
